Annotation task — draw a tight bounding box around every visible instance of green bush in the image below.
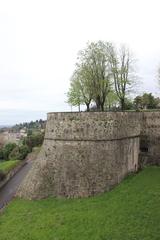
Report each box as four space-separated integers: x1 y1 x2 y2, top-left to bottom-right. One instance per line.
23 132 44 151
9 146 19 160
0 149 4 159
9 145 30 160
0 132 44 162
3 143 17 160
18 145 30 160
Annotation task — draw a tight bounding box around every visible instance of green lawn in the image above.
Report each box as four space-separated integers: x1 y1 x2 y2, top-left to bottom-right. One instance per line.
0 167 160 240
0 160 20 174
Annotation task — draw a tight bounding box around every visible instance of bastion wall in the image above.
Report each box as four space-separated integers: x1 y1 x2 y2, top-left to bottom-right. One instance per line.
139 112 160 167
17 112 160 199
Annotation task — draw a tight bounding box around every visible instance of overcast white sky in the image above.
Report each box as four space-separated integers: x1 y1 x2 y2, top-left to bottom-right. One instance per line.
0 0 160 125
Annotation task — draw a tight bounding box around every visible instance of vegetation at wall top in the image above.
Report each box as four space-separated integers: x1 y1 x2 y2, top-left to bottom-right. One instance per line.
0 166 159 240
67 41 160 112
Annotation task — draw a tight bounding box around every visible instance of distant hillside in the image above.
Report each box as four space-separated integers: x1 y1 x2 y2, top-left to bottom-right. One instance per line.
12 119 46 132
0 119 46 147
0 125 12 129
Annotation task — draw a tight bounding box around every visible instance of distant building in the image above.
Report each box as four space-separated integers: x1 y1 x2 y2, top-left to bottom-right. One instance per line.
19 129 27 137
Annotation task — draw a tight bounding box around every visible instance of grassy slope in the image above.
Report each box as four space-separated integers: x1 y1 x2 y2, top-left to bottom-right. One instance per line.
0 167 160 240
0 160 20 174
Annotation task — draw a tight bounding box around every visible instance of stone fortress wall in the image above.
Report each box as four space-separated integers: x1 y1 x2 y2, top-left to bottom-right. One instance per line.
140 112 160 167
17 112 160 200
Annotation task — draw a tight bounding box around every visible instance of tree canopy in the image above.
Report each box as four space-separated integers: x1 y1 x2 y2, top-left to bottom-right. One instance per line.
67 41 136 111
67 41 113 111
134 93 159 110
108 45 136 110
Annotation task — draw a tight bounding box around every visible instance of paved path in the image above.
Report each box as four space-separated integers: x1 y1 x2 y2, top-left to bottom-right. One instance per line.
0 161 32 209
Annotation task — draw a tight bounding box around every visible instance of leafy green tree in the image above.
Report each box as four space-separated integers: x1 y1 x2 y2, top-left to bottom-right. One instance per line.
3 143 17 160
134 95 143 109
68 41 112 111
143 93 157 109
18 145 30 160
27 129 33 136
67 75 84 112
23 132 44 151
9 146 20 160
105 90 119 110
9 145 30 160
124 98 134 110
0 148 4 159
109 45 136 110
134 93 158 110
78 41 112 111
68 65 94 111
76 67 93 112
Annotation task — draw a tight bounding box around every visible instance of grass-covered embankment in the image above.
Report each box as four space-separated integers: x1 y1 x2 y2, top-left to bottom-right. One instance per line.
0 167 160 240
0 160 20 174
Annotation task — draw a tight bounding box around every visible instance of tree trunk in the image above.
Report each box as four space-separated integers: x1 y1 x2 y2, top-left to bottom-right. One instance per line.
86 103 90 112
95 96 101 111
100 103 104 112
120 98 125 111
78 104 81 112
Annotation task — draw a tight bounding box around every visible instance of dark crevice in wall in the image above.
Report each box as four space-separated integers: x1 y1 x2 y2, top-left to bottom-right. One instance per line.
44 135 140 142
140 136 149 153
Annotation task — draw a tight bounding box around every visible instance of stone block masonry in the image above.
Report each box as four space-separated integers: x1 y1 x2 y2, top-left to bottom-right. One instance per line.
17 112 160 199
139 112 160 167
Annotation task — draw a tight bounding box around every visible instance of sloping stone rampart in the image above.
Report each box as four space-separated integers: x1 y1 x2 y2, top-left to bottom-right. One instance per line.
17 111 160 199
17 112 142 199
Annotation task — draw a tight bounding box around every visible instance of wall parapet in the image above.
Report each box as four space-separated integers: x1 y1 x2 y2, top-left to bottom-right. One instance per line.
46 112 142 141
